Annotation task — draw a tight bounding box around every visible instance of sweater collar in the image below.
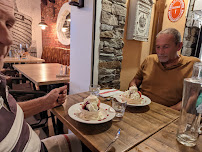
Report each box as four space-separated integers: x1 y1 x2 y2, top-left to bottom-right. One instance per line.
156 55 183 70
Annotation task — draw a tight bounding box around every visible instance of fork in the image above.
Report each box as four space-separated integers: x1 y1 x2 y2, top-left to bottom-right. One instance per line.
105 128 121 152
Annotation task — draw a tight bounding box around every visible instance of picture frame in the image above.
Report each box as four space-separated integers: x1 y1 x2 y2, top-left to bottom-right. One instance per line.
127 0 153 41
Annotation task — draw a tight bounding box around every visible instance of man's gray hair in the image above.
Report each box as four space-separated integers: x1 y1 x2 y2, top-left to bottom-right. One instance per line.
156 28 181 45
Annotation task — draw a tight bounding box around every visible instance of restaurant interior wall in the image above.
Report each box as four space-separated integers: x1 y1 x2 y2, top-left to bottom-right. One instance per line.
15 0 42 57
41 0 70 49
162 0 188 43
69 0 95 94
120 0 189 91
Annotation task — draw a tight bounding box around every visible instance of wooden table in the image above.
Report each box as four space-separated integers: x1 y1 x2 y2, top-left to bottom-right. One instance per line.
130 119 202 152
13 63 69 86
4 56 45 63
51 92 180 152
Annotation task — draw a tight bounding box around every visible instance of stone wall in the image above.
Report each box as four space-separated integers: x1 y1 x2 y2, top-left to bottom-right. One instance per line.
181 0 201 56
98 0 127 89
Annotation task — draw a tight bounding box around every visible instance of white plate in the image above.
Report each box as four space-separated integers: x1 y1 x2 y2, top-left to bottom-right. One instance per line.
127 95 151 106
68 103 116 124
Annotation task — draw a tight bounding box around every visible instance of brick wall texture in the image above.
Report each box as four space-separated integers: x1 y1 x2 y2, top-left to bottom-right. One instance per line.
41 0 70 49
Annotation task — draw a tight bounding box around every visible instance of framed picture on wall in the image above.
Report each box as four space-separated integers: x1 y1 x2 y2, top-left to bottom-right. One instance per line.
127 0 153 42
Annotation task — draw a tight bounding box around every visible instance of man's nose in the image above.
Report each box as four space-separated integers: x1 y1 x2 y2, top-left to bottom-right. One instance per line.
0 22 13 45
158 47 165 54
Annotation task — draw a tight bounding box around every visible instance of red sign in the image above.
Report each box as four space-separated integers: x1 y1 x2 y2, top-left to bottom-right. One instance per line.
168 0 185 22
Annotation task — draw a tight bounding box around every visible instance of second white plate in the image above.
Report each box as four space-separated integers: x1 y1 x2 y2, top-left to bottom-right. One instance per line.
127 95 151 107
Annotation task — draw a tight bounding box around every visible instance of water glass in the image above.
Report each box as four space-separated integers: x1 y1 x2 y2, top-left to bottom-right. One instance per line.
89 84 100 96
112 97 127 117
192 62 202 78
176 78 202 147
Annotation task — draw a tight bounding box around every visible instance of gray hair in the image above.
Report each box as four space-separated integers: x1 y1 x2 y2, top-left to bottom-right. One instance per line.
156 28 181 45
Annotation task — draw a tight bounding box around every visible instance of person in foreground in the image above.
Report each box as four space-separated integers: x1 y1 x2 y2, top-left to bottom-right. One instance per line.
129 28 201 111
0 1 84 151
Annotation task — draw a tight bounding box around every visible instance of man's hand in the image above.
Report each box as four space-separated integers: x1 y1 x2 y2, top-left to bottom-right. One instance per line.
170 101 182 111
18 85 67 118
44 85 67 109
129 78 142 88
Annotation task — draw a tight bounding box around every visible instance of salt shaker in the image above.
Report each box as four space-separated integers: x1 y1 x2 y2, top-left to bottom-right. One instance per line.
60 65 63 75
65 65 68 75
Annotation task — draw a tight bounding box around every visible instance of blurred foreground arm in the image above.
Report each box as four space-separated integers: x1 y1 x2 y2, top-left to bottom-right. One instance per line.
18 85 67 118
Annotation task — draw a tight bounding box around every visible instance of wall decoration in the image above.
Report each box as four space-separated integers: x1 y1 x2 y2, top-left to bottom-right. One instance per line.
168 0 185 22
127 0 153 41
11 0 33 51
56 2 71 45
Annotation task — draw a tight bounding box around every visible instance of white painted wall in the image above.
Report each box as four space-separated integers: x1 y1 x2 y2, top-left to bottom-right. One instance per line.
16 0 42 58
70 0 95 94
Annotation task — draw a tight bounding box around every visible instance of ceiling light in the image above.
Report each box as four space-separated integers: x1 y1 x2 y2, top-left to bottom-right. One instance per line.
38 17 48 30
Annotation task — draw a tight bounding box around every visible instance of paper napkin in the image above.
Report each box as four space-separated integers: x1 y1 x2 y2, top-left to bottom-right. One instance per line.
99 89 123 98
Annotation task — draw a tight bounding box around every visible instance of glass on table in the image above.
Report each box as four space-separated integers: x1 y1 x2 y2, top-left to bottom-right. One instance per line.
192 62 202 78
14 50 20 59
112 96 127 118
176 78 202 147
89 84 100 96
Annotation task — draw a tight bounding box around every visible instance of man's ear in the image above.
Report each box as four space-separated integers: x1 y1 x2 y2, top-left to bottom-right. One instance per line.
177 42 183 51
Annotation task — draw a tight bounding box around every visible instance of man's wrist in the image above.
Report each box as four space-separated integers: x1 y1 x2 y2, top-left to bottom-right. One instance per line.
40 95 50 111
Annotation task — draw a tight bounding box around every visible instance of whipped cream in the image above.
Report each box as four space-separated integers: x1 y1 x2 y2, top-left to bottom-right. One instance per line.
82 95 100 112
129 85 138 93
121 86 143 104
76 95 107 121
76 108 107 121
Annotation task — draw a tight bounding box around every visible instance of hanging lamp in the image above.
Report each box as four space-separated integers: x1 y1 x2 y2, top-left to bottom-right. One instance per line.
38 17 48 30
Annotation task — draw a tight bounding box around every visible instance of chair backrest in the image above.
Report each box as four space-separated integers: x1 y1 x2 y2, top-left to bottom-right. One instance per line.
41 47 70 65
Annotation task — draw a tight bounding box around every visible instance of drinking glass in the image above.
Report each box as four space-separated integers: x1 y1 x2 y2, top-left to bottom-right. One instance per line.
89 84 100 96
112 96 127 117
15 50 20 59
192 62 202 78
176 77 202 147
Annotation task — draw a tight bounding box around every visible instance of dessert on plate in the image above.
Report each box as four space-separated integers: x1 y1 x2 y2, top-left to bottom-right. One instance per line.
75 95 108 121
81 95 100 112
121 86 144 104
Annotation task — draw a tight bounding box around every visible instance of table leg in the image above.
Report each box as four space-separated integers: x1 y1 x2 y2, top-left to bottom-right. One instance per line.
50 112 58 135
57 118 64 134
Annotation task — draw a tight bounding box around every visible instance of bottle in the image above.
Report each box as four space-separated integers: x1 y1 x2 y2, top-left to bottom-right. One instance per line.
65 65 68 75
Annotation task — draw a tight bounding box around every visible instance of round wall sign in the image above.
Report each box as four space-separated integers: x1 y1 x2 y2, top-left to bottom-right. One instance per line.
168 0 185 22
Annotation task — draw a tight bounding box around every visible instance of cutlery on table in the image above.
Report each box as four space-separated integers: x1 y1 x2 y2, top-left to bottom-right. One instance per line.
105 128 121 152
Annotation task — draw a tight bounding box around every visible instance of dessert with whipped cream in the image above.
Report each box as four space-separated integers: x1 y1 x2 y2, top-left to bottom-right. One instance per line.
121 86 143 104
81 95 100 112
76 95 107 121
